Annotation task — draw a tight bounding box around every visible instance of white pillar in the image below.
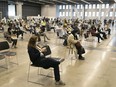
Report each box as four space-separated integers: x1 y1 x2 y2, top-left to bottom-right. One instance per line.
70 5 73 19
82 5 85 20
16 2 23 19
112 3 116 20
99 4 102 20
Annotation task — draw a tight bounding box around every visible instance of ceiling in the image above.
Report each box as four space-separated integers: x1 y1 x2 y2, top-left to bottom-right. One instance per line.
7 0 116 5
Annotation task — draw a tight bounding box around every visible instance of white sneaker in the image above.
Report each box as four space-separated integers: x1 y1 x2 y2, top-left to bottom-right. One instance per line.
55 80 66 85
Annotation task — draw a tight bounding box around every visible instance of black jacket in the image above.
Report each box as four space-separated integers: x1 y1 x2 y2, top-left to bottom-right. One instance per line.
28 46 45 66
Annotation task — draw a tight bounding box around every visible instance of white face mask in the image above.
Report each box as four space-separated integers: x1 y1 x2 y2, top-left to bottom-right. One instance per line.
36 42 39 45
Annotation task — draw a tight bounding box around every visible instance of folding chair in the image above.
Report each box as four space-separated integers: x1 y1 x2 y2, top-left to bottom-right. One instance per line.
27 58 64 85
0 41 18 69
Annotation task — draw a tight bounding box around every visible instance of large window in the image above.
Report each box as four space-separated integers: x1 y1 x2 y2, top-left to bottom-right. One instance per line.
77 5 80 9
63 12 65 16
102 4 105 9
59 5 62 9
63 5 65 9
69 12 71 16
110 12 113 17
106 4 109 8
80 5 83 9
66 5 68 9
8 5 16 16
96 12 99 16
93 4 96 9
89 12 91 16
101 12 104 16
97 4 100 9
66 12 68 16
69 5 71 9
89 5 92 9
85 5 88 9
59 12 62 17
93 12 95 16
85 12 87 17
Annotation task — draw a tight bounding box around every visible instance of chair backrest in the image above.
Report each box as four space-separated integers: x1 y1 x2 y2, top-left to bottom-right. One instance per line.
0 41 10 51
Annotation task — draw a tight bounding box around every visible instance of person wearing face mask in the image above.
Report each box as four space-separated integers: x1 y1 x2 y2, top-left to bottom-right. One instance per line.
27 35 65 85
67 30 85 60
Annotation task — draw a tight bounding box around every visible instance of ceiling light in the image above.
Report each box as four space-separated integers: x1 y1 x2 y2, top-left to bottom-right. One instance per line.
98 0 103 3
81 0 91 4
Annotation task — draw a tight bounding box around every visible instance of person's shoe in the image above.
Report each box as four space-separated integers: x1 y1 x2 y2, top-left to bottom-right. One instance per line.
55 80 66 85
47 38 50 40
78 56 85 60
44 40 47 42
14 46 17 48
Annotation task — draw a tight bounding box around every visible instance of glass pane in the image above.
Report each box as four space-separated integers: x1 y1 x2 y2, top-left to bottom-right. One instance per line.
96 12 99 16
59 5 62 9
81 5 83 9
8 5 16 16
63 5 65 9
89 12 91 16
77 5 80 9
110 12 113 17
93 12 95 16
101 12 104 16
66 5 68 9
89 5 92 9
59 12 62 16
74 12 76 16
93 4 96 9
85 5 88 9
102 4 105 9
85 12 87 16
63 12 65 16
97 4 99 9
66 12 68 16
106 4 109 8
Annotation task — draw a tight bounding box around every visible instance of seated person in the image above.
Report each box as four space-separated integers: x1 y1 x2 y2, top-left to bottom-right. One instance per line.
37 26 50 42
27 35 65 85
67 30 85 60
97 24 107 39
104 23 111 35
90 25 104 43
7 27 18 48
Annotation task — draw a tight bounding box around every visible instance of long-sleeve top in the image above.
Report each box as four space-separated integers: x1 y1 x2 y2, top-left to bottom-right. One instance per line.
28 46 45 66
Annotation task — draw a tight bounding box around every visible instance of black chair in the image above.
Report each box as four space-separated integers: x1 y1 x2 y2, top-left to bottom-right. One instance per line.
0 41 18 68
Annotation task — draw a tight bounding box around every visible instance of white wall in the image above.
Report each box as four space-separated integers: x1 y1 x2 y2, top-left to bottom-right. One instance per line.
41 5 56 18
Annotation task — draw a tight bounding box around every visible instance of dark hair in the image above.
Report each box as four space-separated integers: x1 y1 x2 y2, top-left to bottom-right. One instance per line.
28 35 38 48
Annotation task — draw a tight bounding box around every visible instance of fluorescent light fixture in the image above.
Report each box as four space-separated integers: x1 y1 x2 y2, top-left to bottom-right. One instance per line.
66 0 78 4
39 0 55 4
98 0 103 3
28 0 45 4
81 0 91 4
53 0 67 4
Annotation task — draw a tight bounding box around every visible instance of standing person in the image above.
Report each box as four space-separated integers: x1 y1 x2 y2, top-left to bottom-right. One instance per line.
27 35 65 85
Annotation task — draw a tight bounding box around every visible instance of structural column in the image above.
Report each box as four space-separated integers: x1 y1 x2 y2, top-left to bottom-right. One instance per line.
82 5 85 20
98 4 102 20
112 3 116 20
16 2 23 18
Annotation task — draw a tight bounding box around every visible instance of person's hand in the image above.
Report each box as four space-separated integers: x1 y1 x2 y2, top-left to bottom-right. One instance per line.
41 47 46 52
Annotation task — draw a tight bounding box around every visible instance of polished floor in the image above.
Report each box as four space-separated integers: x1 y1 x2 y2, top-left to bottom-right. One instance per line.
0 25 116 87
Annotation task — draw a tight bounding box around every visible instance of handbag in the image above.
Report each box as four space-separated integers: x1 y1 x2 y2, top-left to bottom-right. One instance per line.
75 42 81 48
42 45 51 56
81 46 85 54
